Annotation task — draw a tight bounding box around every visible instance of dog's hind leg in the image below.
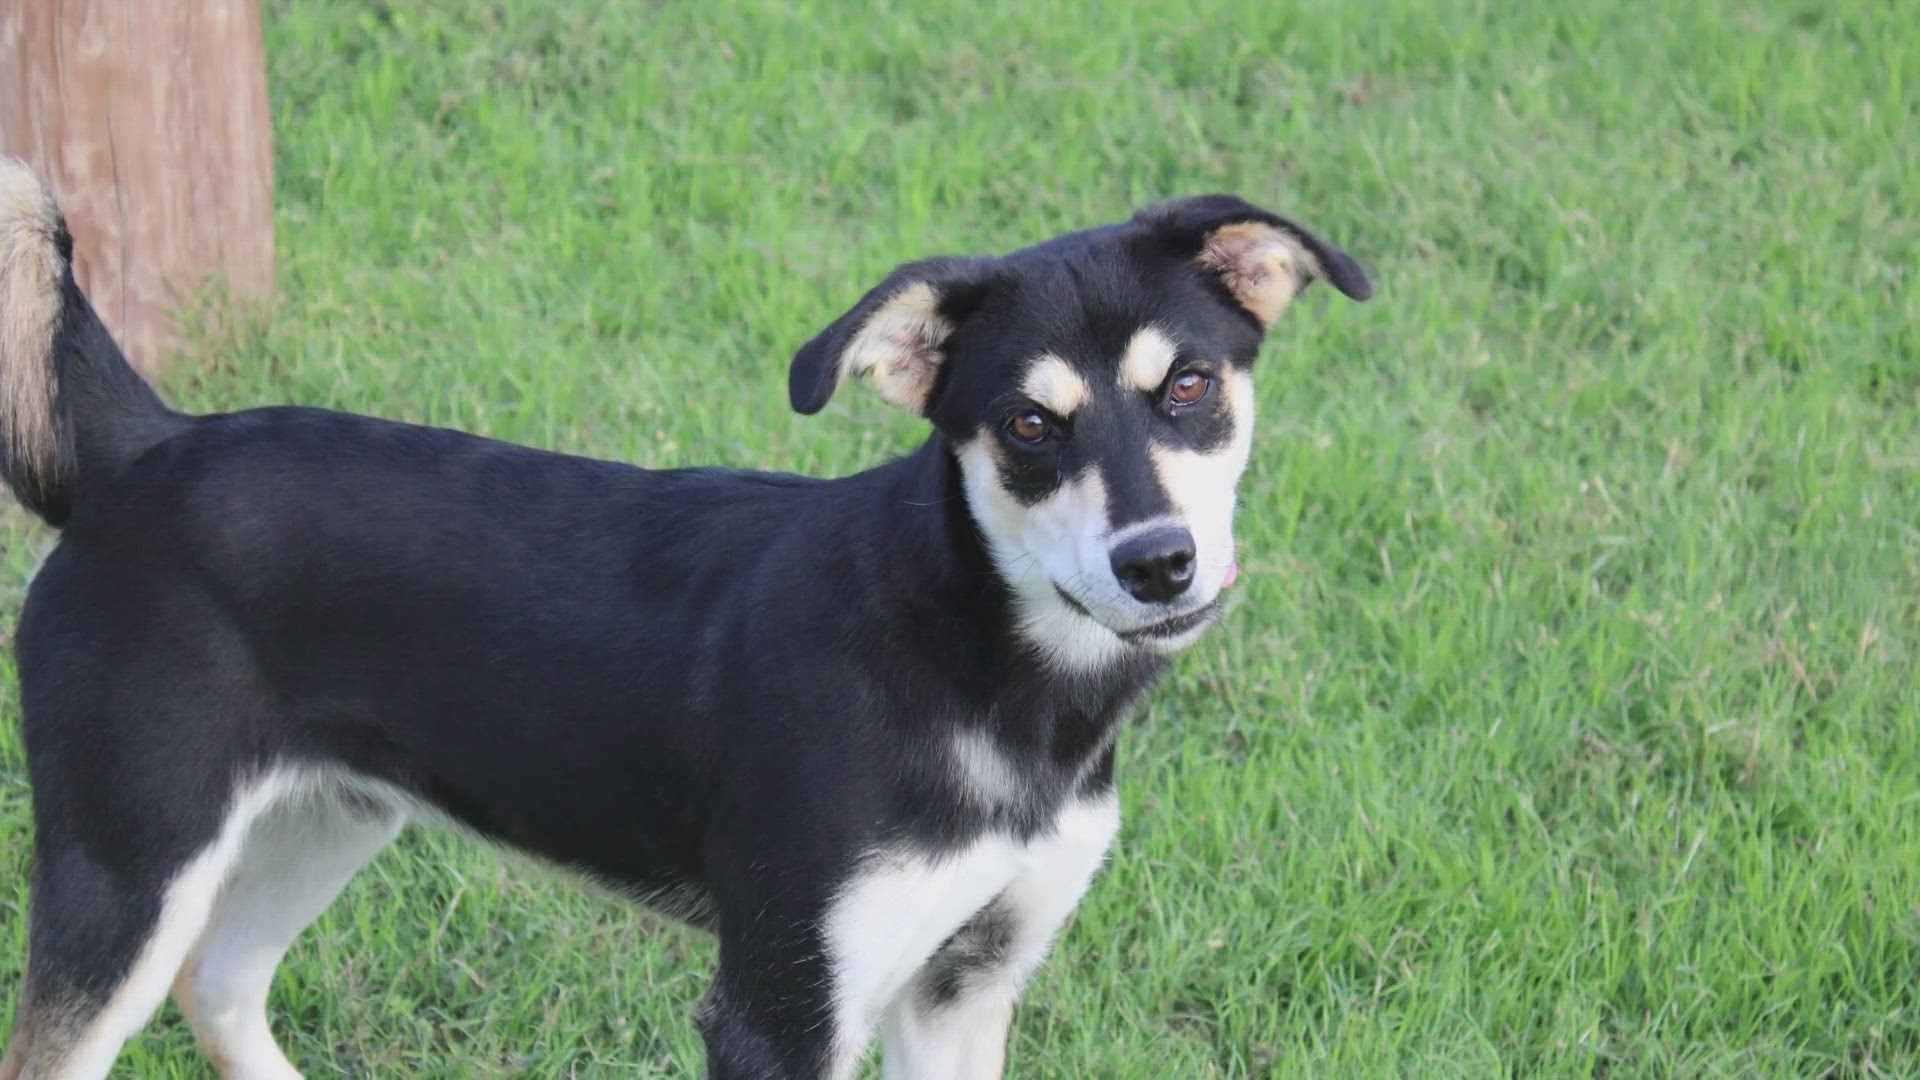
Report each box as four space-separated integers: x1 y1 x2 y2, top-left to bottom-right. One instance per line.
173 791 404 1080
2 775 290 1080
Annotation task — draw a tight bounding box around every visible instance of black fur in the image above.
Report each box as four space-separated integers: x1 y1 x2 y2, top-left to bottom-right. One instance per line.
1137 193 1375 302
2 193 1370 1078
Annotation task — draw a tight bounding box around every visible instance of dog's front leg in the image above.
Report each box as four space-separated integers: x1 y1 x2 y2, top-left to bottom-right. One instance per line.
697 916 839 1080
876 794 1122 1079
698 830 1032 1079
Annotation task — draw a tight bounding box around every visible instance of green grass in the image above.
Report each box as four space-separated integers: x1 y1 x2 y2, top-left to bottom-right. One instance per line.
5 0 1920 1075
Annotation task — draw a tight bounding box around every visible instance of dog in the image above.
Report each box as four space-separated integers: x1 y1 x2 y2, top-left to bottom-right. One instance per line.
0 156 1370 1079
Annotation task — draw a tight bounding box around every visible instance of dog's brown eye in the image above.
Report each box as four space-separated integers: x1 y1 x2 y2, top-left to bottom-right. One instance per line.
1167 370 1211 406
1008 411 1052 443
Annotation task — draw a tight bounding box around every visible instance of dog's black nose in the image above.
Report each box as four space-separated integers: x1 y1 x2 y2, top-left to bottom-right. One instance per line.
1110 526 1197 603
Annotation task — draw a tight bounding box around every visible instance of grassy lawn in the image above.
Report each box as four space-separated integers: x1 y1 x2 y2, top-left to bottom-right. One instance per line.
5 0 1919 1075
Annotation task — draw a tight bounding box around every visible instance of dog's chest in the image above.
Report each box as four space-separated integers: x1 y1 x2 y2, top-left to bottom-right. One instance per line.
822 794 1122 1049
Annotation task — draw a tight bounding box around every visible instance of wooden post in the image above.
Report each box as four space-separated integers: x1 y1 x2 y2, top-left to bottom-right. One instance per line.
0 0 275 374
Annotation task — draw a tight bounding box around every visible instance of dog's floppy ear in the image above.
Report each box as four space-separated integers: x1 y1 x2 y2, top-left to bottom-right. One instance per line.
1144 194 1373 327
789 256 996 416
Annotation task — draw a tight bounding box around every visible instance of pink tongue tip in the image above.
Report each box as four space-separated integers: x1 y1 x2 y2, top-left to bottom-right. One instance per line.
1223 561 1240 589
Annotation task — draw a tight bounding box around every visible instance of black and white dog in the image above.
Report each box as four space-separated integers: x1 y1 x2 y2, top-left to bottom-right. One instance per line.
0 157 1370 1080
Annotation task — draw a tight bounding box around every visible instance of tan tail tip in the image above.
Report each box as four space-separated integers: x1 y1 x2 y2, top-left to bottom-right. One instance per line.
0 155 68 501
0 157 61 238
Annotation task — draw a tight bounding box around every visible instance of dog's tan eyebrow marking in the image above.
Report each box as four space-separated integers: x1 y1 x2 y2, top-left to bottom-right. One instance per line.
1021 355 1090 415
1119 326 1179 394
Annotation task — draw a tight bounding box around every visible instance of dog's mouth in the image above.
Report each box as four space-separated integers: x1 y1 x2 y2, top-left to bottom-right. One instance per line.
1052 585 1223 642
1119 601 1221 641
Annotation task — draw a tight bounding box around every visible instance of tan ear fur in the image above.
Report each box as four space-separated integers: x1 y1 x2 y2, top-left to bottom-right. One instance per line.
839 281 953 412
1195 221 1324 327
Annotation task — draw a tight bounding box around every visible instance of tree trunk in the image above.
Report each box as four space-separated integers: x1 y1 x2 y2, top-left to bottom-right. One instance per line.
0 0 275 374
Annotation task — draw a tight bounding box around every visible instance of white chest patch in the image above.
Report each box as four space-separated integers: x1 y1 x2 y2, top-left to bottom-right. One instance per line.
824 796 1122 1078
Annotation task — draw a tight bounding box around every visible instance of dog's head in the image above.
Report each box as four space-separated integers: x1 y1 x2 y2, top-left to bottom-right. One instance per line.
790 195 1372 669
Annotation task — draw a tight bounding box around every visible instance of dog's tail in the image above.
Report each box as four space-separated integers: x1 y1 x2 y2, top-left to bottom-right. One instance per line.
0 157 185 527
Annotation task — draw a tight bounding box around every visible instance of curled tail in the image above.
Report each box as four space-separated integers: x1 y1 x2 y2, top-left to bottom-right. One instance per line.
0 157 184 527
